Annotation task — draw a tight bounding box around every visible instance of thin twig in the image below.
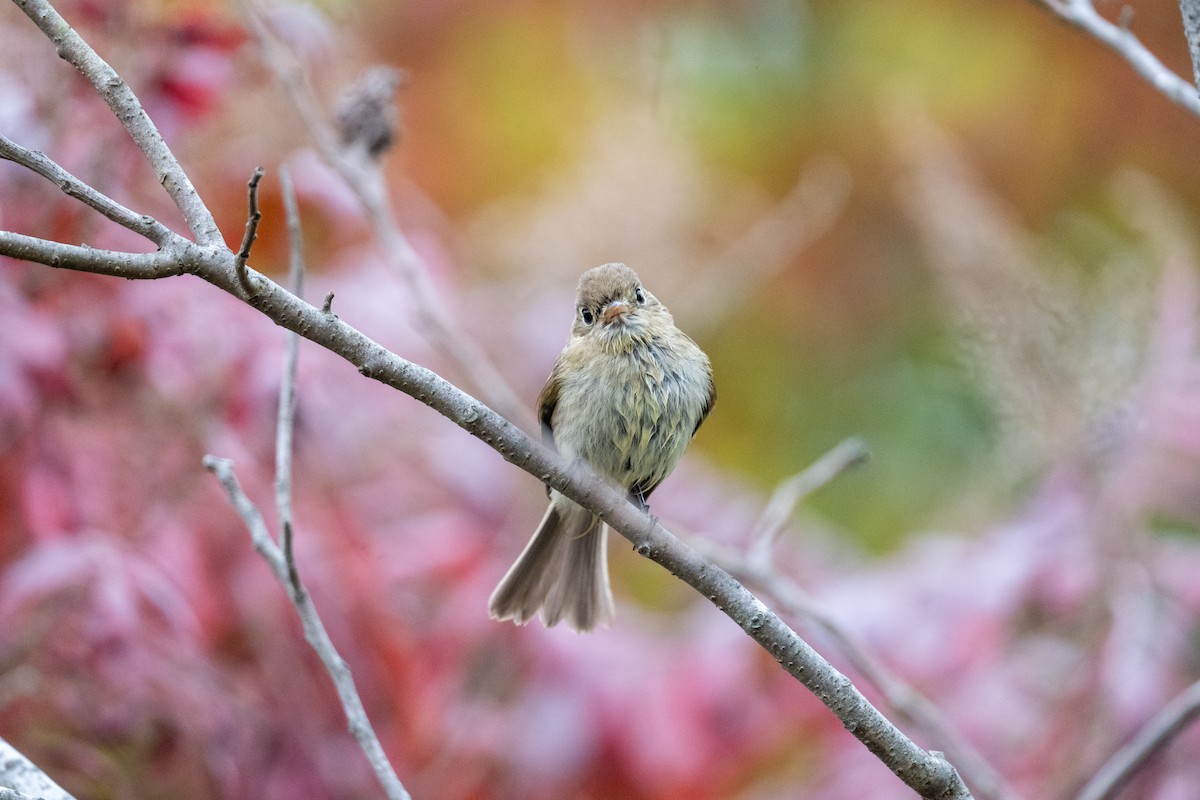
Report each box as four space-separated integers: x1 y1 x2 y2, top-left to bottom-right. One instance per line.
203 457 282 572
749 437 870 562
280 520 299 591
1075 680 1200 800
322 291 335 314
0 135 178 247
1034 0 1200 117
11 0 222 244
233 167 266 295
276 165 303 584
275 166 304 514
203 457 412 800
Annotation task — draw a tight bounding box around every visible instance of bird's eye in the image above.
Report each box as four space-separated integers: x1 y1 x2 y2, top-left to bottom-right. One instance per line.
580 307 595 325
634 287 646 304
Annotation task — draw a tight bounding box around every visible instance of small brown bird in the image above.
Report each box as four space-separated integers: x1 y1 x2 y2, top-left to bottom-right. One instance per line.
489 263 715 632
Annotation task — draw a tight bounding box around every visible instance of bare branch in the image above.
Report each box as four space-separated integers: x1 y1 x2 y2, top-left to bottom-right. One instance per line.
11 0 223 244
0 737 77 800
1075 680 1200 800
699 439 1007 800
0 229 188 277
235 0 341 157
1034 0 1200 116
276 165 303 579
233 167 266 296
700 539 1017 800
238 0 529 426
626 519 970 798
203 456 284 575
0 135 178 247
203 457 411 800
749 437 869 562
207 185 409 795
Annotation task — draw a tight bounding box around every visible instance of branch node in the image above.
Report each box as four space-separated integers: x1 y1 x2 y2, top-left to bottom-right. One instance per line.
323 291 336 314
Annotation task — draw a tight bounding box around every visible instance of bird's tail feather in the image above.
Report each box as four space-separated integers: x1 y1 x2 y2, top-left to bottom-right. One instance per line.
488 499 614 632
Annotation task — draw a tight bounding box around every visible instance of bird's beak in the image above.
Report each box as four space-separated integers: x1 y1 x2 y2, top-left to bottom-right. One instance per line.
602 300 631 324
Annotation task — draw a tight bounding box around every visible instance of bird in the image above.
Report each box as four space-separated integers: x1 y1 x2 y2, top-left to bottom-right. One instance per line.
488 262 715 632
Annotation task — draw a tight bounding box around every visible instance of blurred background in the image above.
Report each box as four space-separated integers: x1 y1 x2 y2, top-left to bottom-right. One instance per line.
4 0 1200 797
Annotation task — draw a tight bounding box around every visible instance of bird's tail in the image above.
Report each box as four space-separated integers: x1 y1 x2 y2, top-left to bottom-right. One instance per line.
488 497 614 632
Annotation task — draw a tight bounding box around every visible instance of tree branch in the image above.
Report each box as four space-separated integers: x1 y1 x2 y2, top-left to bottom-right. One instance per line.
695 438 1012 800
11 0 223 245
274 164 302 537
0 135 178 247
276 164 303 584
1033 0 1200 117
0 229 188 277
204 457 412 800
699 538 1018 800
1075 679 1200 800
0 737 77 800
237 0 529 427
204 176 412 799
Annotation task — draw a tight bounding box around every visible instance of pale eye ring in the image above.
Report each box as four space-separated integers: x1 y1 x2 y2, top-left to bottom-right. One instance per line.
634 287 646 304
580 307 595 325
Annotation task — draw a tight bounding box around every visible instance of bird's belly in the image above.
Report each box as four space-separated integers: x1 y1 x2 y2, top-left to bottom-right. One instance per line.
552 348 705 493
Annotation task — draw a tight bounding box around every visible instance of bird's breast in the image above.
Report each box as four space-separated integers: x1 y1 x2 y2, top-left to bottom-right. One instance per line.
551 337 710 490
